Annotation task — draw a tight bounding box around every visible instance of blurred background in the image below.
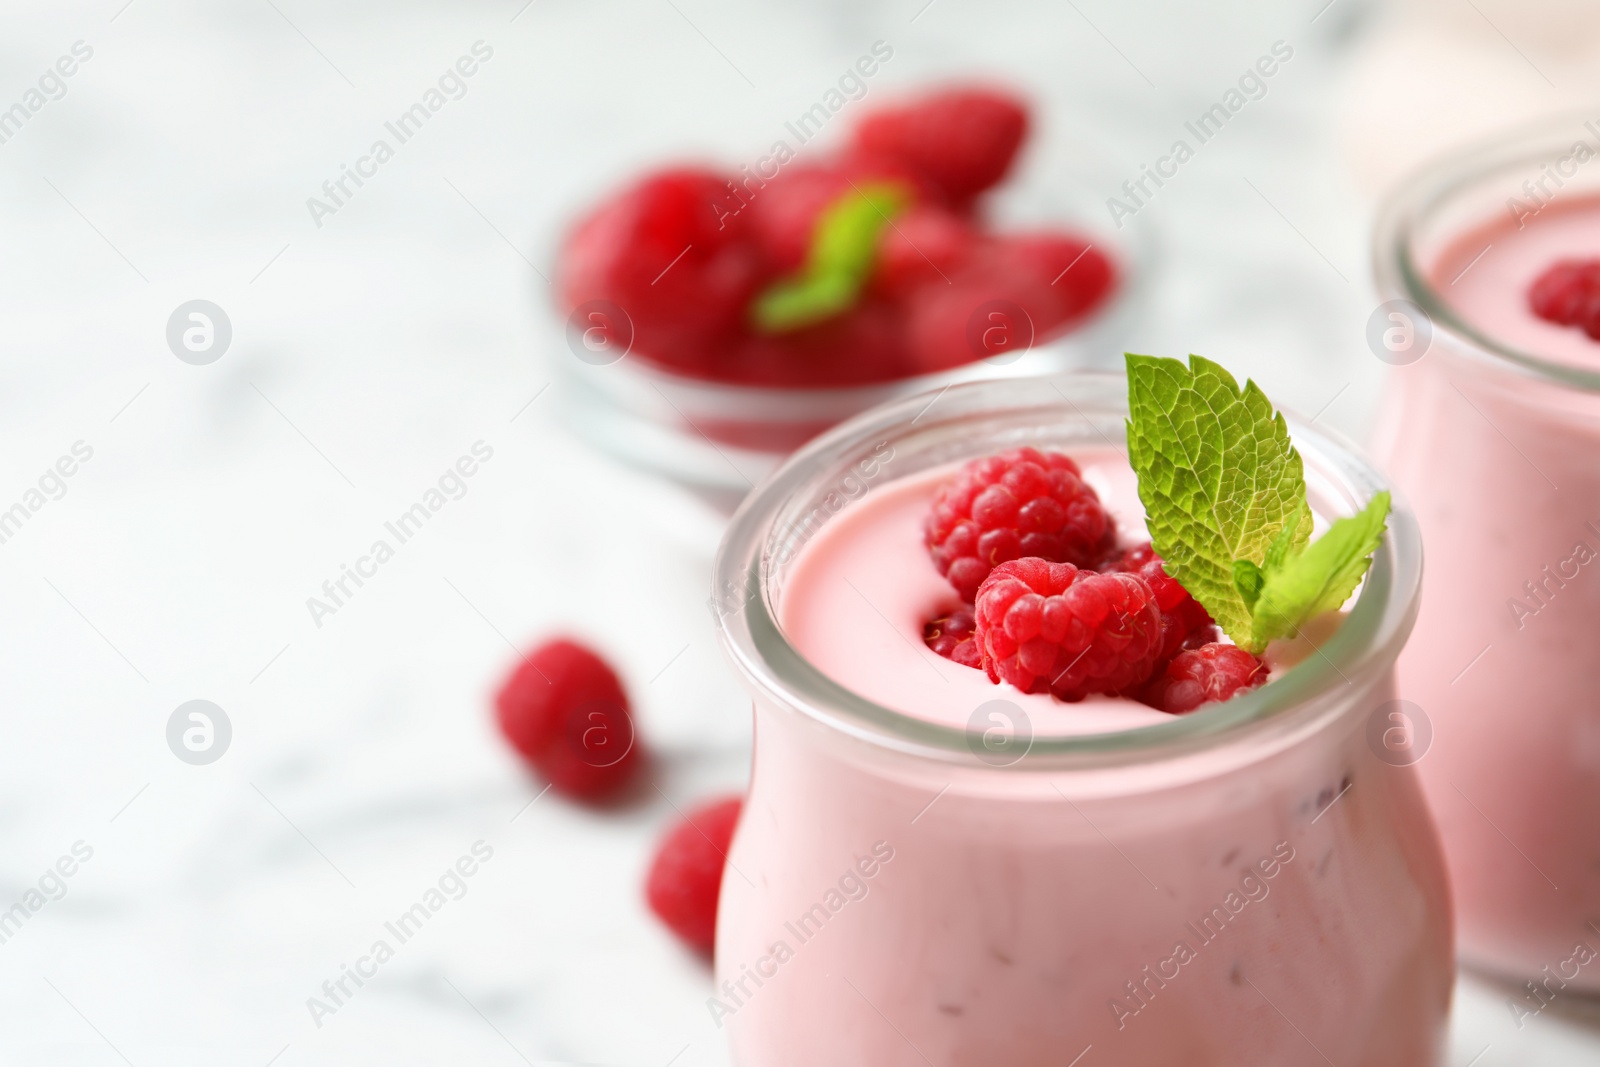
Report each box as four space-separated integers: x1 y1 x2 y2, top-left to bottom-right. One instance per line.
3 0 1600 1063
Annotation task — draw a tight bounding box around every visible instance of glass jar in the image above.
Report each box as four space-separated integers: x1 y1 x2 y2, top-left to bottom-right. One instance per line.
1372 116 1600 990
710 374 1451 1066
554 148 1154 513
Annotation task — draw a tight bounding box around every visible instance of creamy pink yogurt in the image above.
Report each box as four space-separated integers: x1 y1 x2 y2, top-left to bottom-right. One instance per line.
1374 193 1600 987
713 448 1451 1066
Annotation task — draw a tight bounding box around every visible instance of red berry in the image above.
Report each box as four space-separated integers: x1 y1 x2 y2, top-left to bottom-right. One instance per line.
494 639 642 801
718 297 912 387
903 254 1062 373
744 160 929 276
870 206 977 300
923 607 982 669
558 168 761 371
645 795 742 954
1101 542 1217 663
994 233 1117 331
851 87 1029 209
1142 643 1267 714
925 447 1115 601
973 558 1163 701
1529 258 1600 340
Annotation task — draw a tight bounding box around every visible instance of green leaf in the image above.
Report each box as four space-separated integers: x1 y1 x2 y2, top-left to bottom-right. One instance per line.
1233 560 1265 611
1247 491 1391 652
1125 354 1312 646
751 182 910 333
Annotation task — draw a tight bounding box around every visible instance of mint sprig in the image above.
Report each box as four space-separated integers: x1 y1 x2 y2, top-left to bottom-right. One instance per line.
1125 354 1390 655
751 182 909 333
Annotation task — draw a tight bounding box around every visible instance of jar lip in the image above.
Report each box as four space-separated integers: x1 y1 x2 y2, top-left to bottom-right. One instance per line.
710 372 1423 769
1373 110 1600 392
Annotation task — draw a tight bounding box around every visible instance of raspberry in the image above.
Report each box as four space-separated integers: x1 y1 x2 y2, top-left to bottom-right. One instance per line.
1529 258 1600 340
717 297 912 387
870 206 977 301
996 234 1117 330
925 447 1115 601
923 607 982 669
1101 542 1217 663
973 558 1163 701
903 255 1063 373
558 168 761 372
744 160 931 276
645 795 742 954
1142 643 1267 714
494 639 643 801
852 87 1029 210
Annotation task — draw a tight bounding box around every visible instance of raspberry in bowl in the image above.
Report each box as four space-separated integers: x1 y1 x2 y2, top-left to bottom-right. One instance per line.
708 366 1449 1065
1373 116 1600 990
552 86 1149 510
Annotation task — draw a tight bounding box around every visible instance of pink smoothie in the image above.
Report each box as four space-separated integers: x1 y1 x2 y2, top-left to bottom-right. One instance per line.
713 449 1452 1066
1375 193 1600 989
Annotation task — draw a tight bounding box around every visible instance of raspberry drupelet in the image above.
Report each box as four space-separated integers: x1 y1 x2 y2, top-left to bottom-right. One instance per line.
922 606 982 669
973 558 1164 701
924 447 1115 602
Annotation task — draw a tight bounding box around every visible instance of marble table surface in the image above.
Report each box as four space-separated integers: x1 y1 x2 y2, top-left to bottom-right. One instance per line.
1 0 1596 1063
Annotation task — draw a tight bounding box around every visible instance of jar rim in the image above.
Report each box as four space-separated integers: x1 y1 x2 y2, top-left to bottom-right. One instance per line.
1373 110 1600 392
709 372 1423 770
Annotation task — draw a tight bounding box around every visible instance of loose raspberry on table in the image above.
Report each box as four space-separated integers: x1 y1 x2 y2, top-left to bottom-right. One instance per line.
645 795 743 955
1528 258 1600 340
1100 542 1217 664
851 86 1029 210
494 638 643 802
923 606 982 669
1142 643 1267 715
973 558 1163 701
925 447 1115 602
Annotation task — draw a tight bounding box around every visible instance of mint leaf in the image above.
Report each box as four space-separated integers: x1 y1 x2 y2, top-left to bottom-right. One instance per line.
752 182 910 333
1248 491 1390 651
1125 354 1312 645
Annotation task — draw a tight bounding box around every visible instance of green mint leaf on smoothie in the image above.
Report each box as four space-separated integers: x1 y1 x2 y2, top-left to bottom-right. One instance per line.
1249 491 1391 649
752 182 910 333
1125 354 1312 645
